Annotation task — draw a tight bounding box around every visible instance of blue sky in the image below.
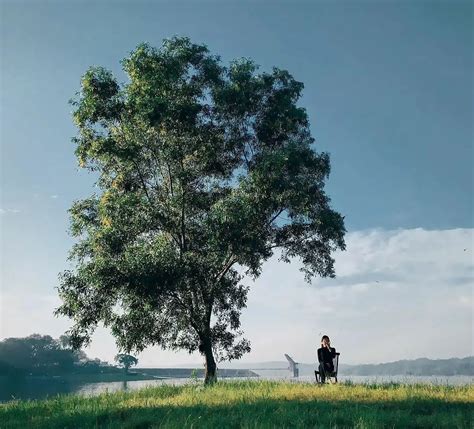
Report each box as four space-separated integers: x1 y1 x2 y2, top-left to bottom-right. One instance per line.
1 0 472 366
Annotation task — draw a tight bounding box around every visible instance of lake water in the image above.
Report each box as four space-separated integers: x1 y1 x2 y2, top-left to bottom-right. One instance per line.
0 374 472 403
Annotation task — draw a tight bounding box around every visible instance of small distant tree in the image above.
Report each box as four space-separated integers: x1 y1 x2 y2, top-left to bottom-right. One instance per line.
56 37 346 384
114 354 138 374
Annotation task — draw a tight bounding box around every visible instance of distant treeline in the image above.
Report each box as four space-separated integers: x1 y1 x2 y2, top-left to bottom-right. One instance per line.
339 357 474 376
0 334 119 377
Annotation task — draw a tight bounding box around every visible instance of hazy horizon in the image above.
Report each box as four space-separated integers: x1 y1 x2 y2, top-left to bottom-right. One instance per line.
135 355 474 369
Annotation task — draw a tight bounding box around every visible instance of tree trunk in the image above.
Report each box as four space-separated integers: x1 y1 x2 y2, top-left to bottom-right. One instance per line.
201 339 217 385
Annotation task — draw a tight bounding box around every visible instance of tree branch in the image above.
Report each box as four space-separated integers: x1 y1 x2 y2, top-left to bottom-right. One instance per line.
214 255 236 284
268 230 319 252
267 208 284 228
131 159 153 203
166 162 174 197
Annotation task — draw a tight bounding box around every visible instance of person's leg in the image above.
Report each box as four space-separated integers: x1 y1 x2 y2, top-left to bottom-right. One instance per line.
318 363 326 383
323 362 334 382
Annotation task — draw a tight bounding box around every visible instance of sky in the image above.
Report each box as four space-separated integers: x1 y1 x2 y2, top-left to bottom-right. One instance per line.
0 0 472 367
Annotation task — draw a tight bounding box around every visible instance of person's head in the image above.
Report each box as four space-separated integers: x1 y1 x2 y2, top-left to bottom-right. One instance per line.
321 335 330 347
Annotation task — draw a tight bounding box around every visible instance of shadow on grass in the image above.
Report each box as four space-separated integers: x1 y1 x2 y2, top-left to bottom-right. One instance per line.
1 397 471 429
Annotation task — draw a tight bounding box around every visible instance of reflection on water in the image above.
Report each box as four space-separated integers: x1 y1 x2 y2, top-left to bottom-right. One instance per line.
1 375 472 403
74 378 194 397
0 377 196 403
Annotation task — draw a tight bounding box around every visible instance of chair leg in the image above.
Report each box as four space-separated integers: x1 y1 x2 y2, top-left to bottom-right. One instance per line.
314 371 320 383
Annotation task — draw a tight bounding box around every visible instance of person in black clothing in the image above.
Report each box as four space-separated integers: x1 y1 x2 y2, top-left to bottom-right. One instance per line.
317 335 336 383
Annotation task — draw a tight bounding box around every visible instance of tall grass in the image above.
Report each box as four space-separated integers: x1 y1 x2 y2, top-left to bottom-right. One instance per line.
1 380 472 428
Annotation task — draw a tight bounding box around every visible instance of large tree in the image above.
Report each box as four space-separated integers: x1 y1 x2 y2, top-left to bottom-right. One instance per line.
56 37 346 384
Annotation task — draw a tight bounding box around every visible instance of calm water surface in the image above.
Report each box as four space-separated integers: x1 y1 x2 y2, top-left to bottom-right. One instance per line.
1 374 472 403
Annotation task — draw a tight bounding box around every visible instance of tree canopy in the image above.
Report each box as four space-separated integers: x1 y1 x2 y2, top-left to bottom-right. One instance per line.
56 37 346 383
114 354 138 373
0 335 88 376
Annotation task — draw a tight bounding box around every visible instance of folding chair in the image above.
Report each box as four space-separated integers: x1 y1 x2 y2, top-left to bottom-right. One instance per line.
315 352 340 384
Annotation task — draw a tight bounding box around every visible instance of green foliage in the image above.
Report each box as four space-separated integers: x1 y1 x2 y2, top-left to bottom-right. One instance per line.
113 354 138 373
0 335 87 376
1 381 472 428
56 37 346 379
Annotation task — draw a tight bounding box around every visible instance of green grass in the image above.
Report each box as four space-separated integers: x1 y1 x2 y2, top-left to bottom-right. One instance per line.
0 380 472 428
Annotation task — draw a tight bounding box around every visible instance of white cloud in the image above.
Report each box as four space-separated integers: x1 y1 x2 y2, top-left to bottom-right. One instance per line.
0 208 20 215
237 227 473 364
50 195 59 199
0 228 472 367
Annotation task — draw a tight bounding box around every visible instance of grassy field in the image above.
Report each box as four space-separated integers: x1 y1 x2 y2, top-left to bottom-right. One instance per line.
0 380 472 428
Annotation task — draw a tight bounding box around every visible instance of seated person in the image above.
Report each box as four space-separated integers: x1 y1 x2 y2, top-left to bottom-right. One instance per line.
317 335 336 382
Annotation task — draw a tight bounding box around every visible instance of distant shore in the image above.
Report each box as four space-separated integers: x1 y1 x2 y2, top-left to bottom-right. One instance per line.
0 367 258 383
0 373 163 383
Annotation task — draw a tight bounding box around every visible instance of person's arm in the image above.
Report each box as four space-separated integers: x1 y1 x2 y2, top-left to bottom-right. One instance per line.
330 347 336 358
317 348 323 363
